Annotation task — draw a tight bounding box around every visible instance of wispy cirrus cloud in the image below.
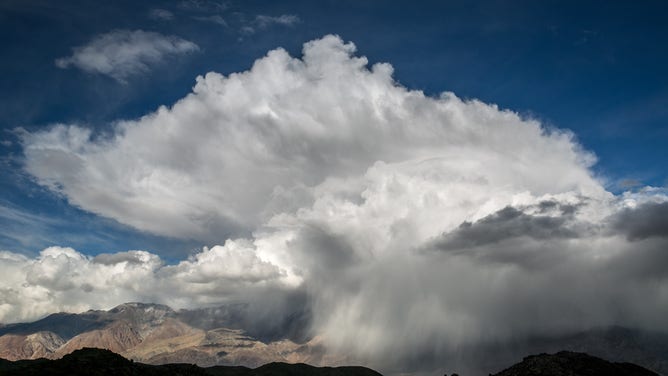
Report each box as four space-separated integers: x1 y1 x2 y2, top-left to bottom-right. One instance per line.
0 202 63 251
148 8 174 21
55 30 199 83
193 14 227 27
178 0 227 12
242 14 300 35
255 14 300 28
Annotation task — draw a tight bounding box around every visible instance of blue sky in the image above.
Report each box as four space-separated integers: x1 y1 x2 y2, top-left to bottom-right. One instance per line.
1 0 666 257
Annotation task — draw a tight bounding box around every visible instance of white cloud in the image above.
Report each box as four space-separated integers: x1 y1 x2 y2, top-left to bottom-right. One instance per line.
28 35 605 241
55 30 199 83
17 35 668 371
0 243 290 324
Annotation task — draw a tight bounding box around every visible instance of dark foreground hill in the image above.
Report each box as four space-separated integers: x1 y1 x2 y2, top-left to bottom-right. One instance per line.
1 348 661 376
491 351 660 376
0 347 382 376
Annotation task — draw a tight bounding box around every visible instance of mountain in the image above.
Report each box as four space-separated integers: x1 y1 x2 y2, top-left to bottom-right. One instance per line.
0 303 332 368
0 348 660 376
0 331 65 360
0 347 383 376
459 326 668 375
3 303 668 375
491 351 659 376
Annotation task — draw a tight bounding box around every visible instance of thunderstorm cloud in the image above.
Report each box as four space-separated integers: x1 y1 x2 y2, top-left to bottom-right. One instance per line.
4 35 667 371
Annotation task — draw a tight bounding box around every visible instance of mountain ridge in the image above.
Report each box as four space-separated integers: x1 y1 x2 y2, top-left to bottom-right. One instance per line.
3 303 668 375
0 347 382 376
491 350 659 376
0 302 329 368
0 347 662 376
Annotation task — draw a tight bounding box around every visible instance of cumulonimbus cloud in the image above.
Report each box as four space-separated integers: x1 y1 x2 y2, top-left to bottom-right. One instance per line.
55 29 199 83
11 35 668 372
31 34 605 241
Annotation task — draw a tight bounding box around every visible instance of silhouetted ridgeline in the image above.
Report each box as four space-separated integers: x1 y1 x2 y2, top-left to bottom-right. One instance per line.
490 351 659 376
0 347 382 376
1 348 662 376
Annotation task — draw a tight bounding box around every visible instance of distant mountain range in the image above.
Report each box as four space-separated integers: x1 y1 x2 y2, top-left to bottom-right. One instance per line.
1 302 668 375
0 302 332 368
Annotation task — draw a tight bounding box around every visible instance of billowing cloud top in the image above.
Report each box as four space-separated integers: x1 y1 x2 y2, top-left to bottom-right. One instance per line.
7 35 668 372
0 243 290 325
55 29 199 82
31 35 604 241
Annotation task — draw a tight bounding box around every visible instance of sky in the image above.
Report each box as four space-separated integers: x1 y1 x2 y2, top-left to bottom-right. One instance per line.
1 0 668 374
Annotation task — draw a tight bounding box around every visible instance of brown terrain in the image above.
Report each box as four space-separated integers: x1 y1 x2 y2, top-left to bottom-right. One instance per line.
0 331 65 360
0 303 333 368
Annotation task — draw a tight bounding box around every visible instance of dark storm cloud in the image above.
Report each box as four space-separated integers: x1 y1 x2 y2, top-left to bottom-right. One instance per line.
611 201 668 241
435 203 584 252
178 288 312 343
292 223 359 272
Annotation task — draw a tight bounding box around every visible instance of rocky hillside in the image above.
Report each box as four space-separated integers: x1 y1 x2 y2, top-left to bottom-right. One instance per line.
0 347 382 376
0 303 331 368
491 351 659 376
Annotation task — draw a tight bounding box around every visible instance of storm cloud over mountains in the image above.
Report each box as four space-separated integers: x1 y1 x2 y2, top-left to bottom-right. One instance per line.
3 35 667 370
